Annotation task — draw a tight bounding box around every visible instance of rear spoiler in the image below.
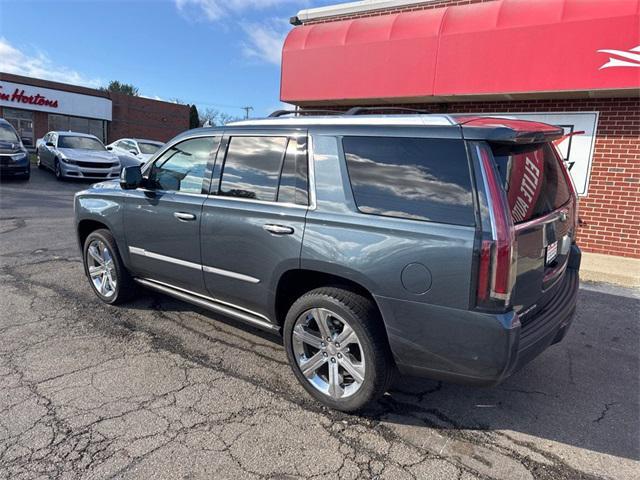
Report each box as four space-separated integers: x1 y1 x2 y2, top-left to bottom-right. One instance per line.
455 116 564 144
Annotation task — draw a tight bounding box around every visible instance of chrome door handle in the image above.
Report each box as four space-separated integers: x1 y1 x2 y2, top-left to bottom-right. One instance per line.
174 212 196 221
263 224 294 235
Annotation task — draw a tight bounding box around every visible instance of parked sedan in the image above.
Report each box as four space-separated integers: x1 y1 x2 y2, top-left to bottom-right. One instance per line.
0 118 30 180
107 138 164 167
37 131 120 181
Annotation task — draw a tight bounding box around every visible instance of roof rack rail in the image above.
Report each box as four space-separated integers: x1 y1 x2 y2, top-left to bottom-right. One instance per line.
268 109 343 118
345 106 431 115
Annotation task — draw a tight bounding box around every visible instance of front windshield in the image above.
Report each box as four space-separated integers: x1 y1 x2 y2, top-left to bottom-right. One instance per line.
58 136 105 151
138 142 162 154
0 124 20 143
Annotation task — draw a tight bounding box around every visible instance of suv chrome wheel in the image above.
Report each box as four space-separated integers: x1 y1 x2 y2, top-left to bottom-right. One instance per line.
292 308 365 399
86 239 117 298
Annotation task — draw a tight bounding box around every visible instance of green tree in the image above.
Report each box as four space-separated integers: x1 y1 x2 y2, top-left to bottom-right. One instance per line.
102 80 139 96
189 105 200 129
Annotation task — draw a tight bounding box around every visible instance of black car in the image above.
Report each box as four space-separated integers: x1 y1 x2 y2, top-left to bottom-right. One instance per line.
0 118 30 180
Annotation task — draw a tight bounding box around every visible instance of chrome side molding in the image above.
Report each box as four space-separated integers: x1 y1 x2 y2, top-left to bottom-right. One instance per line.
134 277 278 332
129 246 260 284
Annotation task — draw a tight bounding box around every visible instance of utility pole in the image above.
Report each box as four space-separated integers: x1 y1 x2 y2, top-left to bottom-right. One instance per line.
242 106 254 119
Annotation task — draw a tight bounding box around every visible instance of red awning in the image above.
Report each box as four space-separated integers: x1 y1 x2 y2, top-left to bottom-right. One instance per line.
281 0 640 105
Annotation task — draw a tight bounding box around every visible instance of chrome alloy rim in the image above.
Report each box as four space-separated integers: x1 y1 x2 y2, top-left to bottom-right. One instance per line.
86 240 117 298
292 308 365 399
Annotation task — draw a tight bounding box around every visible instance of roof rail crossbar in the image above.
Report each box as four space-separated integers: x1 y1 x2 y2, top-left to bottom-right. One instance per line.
345 106 431 115
268 109 343 118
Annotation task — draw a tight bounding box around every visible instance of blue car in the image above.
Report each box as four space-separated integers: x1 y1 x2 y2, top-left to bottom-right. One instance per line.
0 118 30 180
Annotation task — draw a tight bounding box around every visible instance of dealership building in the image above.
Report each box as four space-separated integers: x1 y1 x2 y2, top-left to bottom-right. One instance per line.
283 0 640 262
0 72 189 149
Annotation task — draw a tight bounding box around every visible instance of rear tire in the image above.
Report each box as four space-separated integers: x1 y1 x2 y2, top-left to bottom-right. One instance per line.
283 287 394 412
83 229 136 305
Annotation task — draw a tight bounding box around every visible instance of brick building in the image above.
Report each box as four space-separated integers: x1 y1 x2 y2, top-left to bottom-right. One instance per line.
0 72 189 148
283 0 640 260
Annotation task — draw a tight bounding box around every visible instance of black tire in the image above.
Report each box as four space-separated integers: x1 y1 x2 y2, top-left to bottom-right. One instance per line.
283 287 394 412
54 158 64 180
83 229 136 305
36 154 45 170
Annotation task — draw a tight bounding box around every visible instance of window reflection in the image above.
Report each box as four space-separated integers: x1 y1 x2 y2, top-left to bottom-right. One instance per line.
219 136 288 201
343 137 474 225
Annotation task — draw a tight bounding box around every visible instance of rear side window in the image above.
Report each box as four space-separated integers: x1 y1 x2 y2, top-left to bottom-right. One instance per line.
342 136 475 225
491 142 571 224
219 136 288 201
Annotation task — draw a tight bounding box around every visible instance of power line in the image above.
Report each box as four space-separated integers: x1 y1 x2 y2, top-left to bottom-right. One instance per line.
242 106 254 119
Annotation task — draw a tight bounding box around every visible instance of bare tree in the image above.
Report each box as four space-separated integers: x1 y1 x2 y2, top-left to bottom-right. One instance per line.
199 108 241 127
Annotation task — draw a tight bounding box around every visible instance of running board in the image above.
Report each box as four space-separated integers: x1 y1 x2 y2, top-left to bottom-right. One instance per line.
134 278 279 333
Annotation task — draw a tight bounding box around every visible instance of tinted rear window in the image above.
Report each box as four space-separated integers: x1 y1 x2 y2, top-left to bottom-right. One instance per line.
491 143 571 224
342 136 474 225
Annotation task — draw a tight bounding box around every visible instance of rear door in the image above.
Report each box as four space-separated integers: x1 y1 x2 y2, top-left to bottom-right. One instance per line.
200 129 309 321
489 142 576 312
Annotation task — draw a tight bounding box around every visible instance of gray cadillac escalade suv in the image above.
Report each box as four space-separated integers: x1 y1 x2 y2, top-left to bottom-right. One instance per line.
74 111 580 411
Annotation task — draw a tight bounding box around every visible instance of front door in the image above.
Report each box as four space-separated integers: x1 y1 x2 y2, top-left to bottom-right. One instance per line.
201 130 309 321
124 135 219 294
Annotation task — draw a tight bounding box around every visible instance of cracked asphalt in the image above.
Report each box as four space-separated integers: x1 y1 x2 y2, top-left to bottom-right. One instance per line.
1 169 639 480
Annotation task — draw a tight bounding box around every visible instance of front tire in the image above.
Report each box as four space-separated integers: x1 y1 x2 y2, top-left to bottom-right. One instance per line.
54 158 64 180
83 229 136 304
283 287 394 412
36 154 44 170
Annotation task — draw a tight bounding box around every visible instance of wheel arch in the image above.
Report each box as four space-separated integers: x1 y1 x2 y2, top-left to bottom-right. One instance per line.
274 268 386 331
77 219 109 249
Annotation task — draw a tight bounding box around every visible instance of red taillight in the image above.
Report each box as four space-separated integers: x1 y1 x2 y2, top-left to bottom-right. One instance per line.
477 145 517 309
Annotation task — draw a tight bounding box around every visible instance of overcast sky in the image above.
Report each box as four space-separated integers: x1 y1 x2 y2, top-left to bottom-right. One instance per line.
0 0 336 118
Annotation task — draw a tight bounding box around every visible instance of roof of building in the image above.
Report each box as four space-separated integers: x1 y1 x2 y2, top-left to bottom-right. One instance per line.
293 0 435 24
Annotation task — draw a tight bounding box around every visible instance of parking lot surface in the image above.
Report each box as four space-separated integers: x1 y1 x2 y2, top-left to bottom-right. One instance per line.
1 169 639 480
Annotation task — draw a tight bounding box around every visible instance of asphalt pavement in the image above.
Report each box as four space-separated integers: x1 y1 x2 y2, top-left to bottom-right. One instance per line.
1 168 638 479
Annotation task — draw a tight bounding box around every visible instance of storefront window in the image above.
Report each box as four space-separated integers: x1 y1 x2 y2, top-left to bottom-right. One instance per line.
48 114 106 142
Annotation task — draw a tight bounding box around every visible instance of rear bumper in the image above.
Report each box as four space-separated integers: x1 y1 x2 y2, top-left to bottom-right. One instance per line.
377 246 580 385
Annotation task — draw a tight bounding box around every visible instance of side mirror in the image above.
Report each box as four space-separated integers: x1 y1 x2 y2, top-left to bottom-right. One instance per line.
129 150 139 156
45 141 54 147
106 146 113 150
120 165 143 190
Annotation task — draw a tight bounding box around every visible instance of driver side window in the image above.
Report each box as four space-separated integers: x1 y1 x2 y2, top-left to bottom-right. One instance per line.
148 137 216 194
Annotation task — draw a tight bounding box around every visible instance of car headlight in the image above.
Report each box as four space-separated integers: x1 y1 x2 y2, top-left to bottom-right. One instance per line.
60 157 76 165
10 152 27 161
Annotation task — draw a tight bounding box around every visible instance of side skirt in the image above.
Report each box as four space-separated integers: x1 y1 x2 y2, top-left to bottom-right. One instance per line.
134 277 280 333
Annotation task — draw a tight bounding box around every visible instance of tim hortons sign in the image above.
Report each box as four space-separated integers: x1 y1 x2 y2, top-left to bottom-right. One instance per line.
0 85 59 108
0 81 112 121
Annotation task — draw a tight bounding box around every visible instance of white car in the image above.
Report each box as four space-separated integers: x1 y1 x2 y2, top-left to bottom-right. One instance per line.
107 138 164 165
36 131 121 181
